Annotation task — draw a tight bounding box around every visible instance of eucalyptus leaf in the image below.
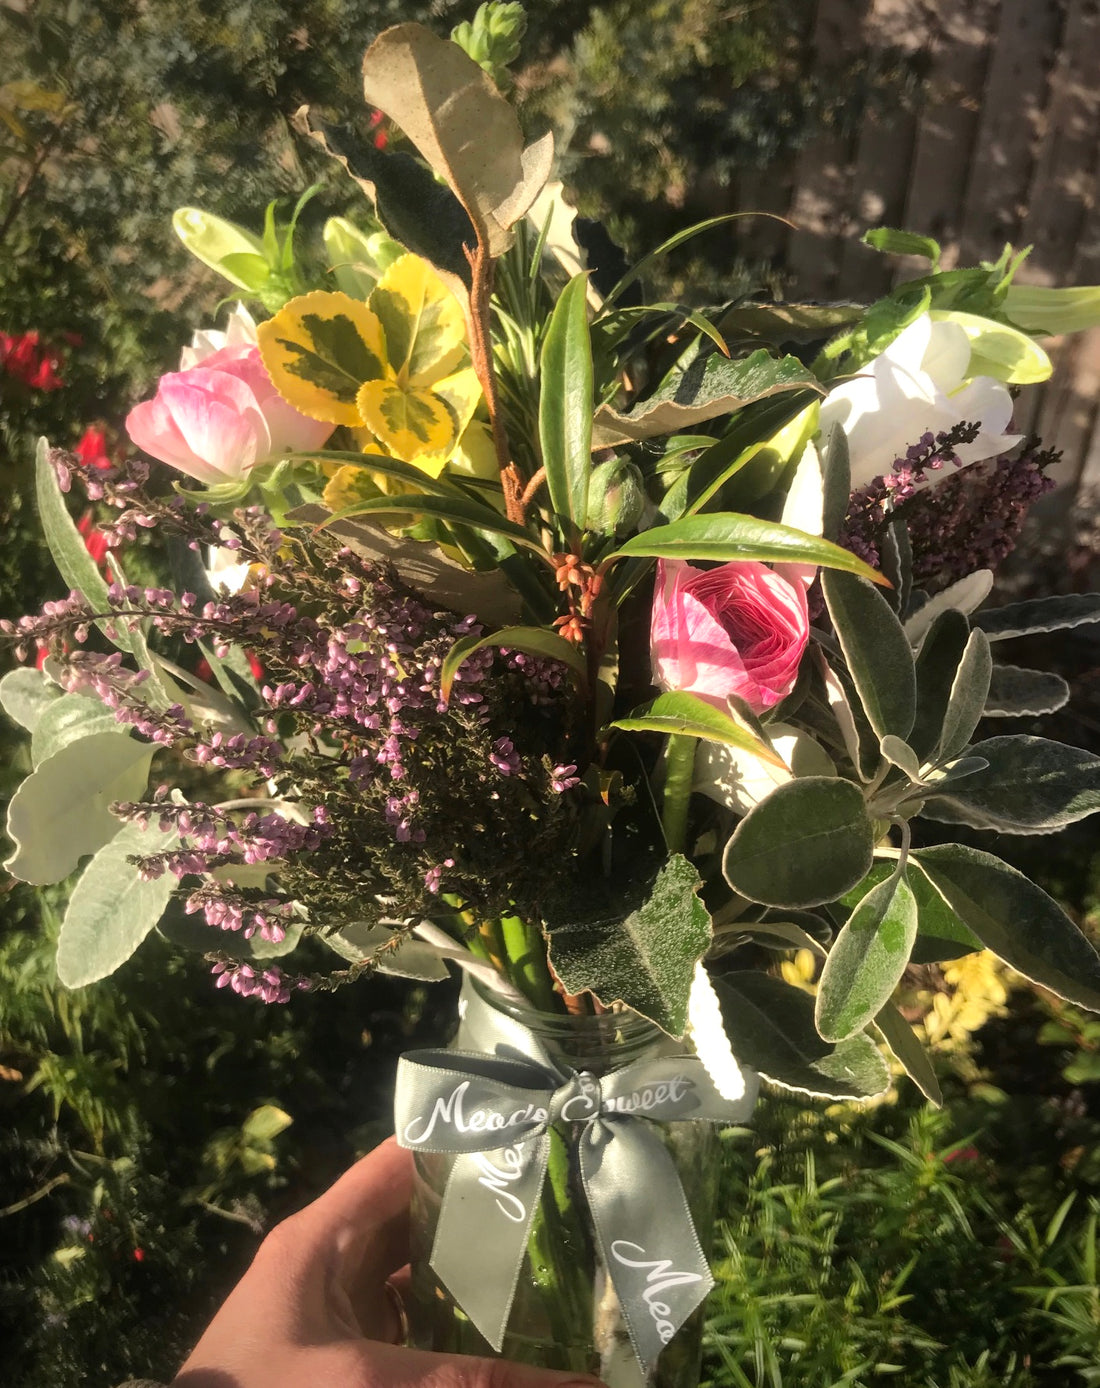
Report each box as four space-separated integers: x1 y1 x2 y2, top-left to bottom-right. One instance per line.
874 1000 942 1106
816 870 918 1042
591 348 817 448
722 776 874 907
713 972 891 1100
913 844 1100 1011
4 732 154 884
539 273 594 532
360 24 552 259
985 665 1070 717
972 593 1100 641
35 439 133 654
0 667 61 733
56 822 180 988
823 570 916 741
293 112 475 292
545 853 711 1037
921 736 1100 833
938 628 992 762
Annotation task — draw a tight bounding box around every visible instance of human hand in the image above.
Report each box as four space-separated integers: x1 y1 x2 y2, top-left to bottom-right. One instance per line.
174 1137 605 1388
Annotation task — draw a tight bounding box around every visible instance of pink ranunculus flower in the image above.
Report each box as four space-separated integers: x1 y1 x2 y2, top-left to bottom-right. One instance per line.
126 344 333 484
650 558 810 715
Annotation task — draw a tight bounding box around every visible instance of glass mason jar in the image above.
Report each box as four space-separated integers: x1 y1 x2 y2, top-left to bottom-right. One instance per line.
407 976 726 1388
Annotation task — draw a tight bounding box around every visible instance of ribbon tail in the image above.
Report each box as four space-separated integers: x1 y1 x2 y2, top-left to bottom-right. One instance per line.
581 1121 713 1375
431 1134 549 1352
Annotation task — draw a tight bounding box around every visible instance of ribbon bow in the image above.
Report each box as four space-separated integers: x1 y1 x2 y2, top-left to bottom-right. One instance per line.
395 1044 753 1373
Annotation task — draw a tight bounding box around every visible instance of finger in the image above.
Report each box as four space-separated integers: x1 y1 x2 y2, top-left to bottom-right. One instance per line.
340 1339 608 1388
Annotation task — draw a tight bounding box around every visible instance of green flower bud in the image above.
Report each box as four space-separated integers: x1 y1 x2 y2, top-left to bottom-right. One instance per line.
587 458 646 536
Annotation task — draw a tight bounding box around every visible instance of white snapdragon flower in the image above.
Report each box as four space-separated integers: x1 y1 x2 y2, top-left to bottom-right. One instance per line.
818 312 1021 491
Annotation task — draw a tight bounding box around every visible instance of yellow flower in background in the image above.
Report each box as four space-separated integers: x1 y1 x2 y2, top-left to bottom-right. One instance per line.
257 254 482 476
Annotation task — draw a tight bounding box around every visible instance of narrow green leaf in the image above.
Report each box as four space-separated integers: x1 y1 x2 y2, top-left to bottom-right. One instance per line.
816 870 918 1042
722 776 874 907
823 569 916 741
544 854 711 1037
315 491 552 562
971 593 1100 641
594 301 730 357
56 822 180 988
913 844 1100 1011
607 512 888 584
713 972 891 1100
440 625 587 704
297 449 473 498
612 691 785 766
938 628 992 761
0 667 61 733
538 273 594 531
922 735 1100 833
819 425 851 541
985 665 1070 717
35 439 133 653
862 226 941 267
875 1001 942 1106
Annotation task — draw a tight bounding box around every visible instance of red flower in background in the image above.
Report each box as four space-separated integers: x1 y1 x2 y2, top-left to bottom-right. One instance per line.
0 331 65 391
75 425 113 470
77 511 110 567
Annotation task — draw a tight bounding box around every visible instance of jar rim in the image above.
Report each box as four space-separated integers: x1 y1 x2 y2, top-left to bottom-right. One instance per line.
468 974 662 1045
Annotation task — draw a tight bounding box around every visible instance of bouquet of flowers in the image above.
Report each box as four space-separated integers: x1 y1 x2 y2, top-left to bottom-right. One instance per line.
5 9 1100 1385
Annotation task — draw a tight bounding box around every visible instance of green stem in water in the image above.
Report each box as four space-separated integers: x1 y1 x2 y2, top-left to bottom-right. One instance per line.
500 913 558 1011
661 734 698 856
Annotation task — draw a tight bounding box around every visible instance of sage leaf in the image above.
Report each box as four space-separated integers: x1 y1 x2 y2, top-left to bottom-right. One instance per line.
921 735 1100 833
816 870 918 1042
972 592 1100 641
722 776 874 907
903 569 993 647
913 844 1100 1011
31 692 122 768
822 569 916 741
545 853 711 1037
56 822 180 988
713 972 891 1100
875 1000 942 1106
938 627 992 762
909 608 969 761
985 665 1071 717
841 859 979 964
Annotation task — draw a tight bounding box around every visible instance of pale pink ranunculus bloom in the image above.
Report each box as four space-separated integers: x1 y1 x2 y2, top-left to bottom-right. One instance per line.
650 558 810 715
126 344 333 485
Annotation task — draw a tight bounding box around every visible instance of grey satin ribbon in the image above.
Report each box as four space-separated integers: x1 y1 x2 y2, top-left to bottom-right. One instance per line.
395 1039 750 1372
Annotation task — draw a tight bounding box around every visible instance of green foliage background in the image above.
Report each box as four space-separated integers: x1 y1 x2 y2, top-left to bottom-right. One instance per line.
2 3 1099 1386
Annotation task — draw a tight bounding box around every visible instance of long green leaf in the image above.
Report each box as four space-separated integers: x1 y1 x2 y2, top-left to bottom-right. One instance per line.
539 273 594 533
611 691 785 766
298 449 473 497
874 1001 942 1106
35 439 133 653
607 513 888 585
440 626 587 703
316 492 553 562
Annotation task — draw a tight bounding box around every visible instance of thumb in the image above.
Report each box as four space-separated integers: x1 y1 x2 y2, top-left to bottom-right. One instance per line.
353 1340 607 1388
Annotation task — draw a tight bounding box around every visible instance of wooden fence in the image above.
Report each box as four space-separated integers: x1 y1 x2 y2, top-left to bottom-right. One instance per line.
732 0 1100 516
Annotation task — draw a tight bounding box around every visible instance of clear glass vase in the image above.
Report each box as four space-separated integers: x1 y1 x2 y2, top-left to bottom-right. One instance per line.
407 977 723 1388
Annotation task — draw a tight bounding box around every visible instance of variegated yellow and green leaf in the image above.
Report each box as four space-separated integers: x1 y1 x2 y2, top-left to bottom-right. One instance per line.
356 378 457 465
257 291 389 426
322 465 386 513
370 254 467 385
